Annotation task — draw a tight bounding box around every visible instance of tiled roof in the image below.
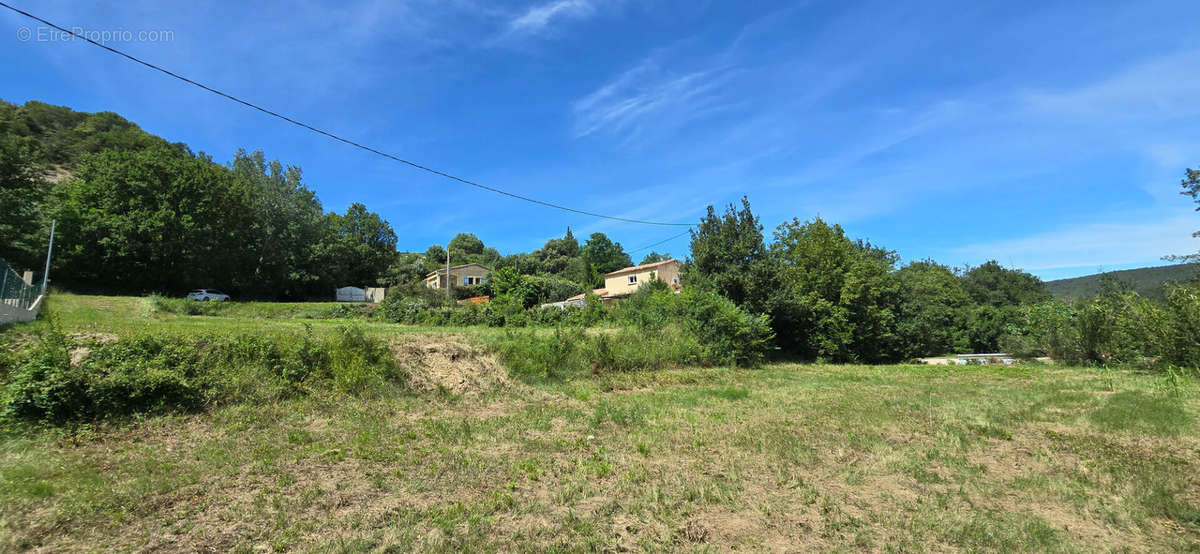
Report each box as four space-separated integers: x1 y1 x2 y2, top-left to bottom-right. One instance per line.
603 258 680 277
424 263 491 278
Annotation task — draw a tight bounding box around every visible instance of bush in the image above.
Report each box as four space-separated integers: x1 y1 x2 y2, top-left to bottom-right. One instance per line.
675 288 774 367
609 286 773 367
380 283 453 324
150 294 230 316
453 282 492 300
492 327 589 380
1007 301 1080 362
0 324 405 424
490 326 704 380
1075 291 1164 365
1163 284 1200 368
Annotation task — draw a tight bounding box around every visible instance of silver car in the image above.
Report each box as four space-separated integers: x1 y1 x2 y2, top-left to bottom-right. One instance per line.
186 289 230 302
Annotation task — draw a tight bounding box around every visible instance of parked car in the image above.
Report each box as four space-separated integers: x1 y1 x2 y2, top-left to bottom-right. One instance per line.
186 289 230 302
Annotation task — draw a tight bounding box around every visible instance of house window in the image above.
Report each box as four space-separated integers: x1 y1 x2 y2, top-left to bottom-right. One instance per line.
463 276 482 285
650 271 657 280
628 275 637 285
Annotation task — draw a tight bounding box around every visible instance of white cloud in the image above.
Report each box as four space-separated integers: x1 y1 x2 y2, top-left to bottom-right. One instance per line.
1026 50 1200 121
952 215 1198 271
570 58 734 142
508 0 596 35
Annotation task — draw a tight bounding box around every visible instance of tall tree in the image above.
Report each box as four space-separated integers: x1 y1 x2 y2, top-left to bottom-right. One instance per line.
230 149 326 298
381 252 426 286
684 197 767 307
1168 166 1200 263
448 233 485 259
581 232 632 275
896 260 971 357
536 228 581 275
423 245 448 275
321 203 398 286
770 218 903 362
639 251 671 265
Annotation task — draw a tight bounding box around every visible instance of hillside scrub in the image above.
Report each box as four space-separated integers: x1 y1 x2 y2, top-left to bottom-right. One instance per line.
491 286 774 379
0 324 405 424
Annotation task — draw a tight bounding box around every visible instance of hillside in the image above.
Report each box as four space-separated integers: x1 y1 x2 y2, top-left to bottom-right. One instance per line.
1045 263 1199 301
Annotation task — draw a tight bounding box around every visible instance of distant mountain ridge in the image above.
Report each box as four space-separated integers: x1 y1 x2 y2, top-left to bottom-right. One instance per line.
1045 264 1199 301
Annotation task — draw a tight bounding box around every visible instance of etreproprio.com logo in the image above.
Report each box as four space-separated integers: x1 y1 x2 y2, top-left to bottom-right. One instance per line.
17 25 174 43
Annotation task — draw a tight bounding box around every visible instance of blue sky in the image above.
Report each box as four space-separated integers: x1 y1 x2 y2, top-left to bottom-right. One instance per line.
3 0 1199 280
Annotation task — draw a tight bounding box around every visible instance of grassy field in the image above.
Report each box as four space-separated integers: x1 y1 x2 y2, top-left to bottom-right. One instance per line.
1 296 1198 552
35 293 505 339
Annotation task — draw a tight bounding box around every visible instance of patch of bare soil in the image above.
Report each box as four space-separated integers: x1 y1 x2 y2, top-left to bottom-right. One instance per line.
390 335 510 395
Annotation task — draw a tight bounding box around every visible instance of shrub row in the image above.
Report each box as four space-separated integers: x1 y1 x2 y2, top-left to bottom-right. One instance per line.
0 325 404 423
1006 284 1200 369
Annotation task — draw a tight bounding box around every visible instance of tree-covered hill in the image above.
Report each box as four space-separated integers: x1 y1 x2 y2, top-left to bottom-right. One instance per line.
0 99 173 169
1045 263 1199 301
0 99 399 299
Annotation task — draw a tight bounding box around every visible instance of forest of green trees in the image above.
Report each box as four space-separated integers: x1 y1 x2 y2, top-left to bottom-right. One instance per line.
0 100 401 298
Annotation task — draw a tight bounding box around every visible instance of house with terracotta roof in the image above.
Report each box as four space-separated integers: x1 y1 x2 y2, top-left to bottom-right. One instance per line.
558 259 682 306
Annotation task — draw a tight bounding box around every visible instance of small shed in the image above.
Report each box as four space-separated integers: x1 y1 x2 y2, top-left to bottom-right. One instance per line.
364 287 387 303
335 286 367 302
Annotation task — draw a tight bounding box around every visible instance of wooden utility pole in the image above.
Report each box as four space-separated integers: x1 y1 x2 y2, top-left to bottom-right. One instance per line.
445 245 451 299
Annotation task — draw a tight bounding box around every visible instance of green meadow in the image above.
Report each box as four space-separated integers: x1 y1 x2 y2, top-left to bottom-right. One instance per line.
0 295 1197 552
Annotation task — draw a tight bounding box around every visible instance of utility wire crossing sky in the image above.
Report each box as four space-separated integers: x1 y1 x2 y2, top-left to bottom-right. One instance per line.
0 2 693 228
2 0 1198 279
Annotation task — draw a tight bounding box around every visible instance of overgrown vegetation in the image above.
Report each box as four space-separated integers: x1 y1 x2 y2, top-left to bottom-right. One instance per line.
0 322 404 424
490 287 773 378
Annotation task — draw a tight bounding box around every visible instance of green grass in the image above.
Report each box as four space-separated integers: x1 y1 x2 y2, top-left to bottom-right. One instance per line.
17 292 509 340
1089 391 1193 436
0 295 1198 551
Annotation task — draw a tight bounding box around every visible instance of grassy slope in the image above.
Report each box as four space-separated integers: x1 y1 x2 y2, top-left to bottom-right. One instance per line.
1045 263 1199 301
2 296 1199 552
31 293 504 339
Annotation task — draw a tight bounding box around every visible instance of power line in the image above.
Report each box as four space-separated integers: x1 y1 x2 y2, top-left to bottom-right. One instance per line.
0 2 692 228
627 228 693 254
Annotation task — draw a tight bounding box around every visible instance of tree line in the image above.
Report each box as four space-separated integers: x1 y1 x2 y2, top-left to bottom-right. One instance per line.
683 194 1199 366
1 100 398 299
